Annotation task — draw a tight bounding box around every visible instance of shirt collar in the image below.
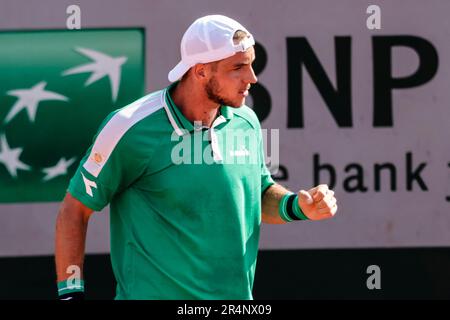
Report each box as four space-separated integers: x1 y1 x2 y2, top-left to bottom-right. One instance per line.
163 82 234 136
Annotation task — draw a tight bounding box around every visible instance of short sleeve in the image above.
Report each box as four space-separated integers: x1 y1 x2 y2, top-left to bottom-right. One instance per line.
67 113 148 211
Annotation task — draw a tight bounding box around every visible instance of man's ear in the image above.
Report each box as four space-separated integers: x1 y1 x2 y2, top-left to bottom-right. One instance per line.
193 64 207 80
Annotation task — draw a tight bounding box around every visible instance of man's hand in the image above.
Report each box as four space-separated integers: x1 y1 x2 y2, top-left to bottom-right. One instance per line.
297 184 337 220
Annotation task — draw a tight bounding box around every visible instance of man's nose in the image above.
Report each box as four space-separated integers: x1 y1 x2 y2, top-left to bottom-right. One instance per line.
247 67 257 84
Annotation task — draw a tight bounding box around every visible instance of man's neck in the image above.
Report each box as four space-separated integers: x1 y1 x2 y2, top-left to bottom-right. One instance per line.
170 81 220 128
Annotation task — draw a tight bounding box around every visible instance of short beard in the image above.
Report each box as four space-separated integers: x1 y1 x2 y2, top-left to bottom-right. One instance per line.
205 76 240 107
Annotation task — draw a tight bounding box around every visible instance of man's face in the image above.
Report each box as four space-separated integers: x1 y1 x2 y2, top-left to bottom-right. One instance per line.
204 46 257 108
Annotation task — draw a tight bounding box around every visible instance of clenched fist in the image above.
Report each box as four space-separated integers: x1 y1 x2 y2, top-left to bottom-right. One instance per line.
298 184 337 220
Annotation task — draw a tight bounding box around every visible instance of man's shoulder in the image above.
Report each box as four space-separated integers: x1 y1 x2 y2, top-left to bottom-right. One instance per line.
91 90 171 153
115 90 167 126
230 104 261 129
101 89 169 134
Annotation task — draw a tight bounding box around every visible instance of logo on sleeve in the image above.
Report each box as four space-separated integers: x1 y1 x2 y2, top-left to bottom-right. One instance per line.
82 150 104 178
93 152 103 164
81 172 97 197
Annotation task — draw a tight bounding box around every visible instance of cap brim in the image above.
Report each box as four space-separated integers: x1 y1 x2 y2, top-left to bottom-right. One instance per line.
168 61 190 82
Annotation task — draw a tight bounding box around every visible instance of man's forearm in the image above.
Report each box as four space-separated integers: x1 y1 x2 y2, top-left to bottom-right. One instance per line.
261 183 291 224
54 203 89 282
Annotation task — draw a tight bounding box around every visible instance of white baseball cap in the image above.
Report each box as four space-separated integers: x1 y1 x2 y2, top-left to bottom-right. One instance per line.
168 15 255 82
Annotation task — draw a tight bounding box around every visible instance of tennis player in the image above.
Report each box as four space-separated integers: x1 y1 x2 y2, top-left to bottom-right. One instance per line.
55 14 337 300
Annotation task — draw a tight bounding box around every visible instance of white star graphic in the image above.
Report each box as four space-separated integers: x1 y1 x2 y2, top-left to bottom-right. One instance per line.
4 81 69 124
62 47 127 102
42 157 76 182
0 135 31 178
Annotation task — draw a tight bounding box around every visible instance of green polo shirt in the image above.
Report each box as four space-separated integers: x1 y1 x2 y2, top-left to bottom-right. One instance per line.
67 83 274 299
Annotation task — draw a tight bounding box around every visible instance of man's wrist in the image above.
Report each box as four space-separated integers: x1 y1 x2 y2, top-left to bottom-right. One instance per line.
279 193 309 222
